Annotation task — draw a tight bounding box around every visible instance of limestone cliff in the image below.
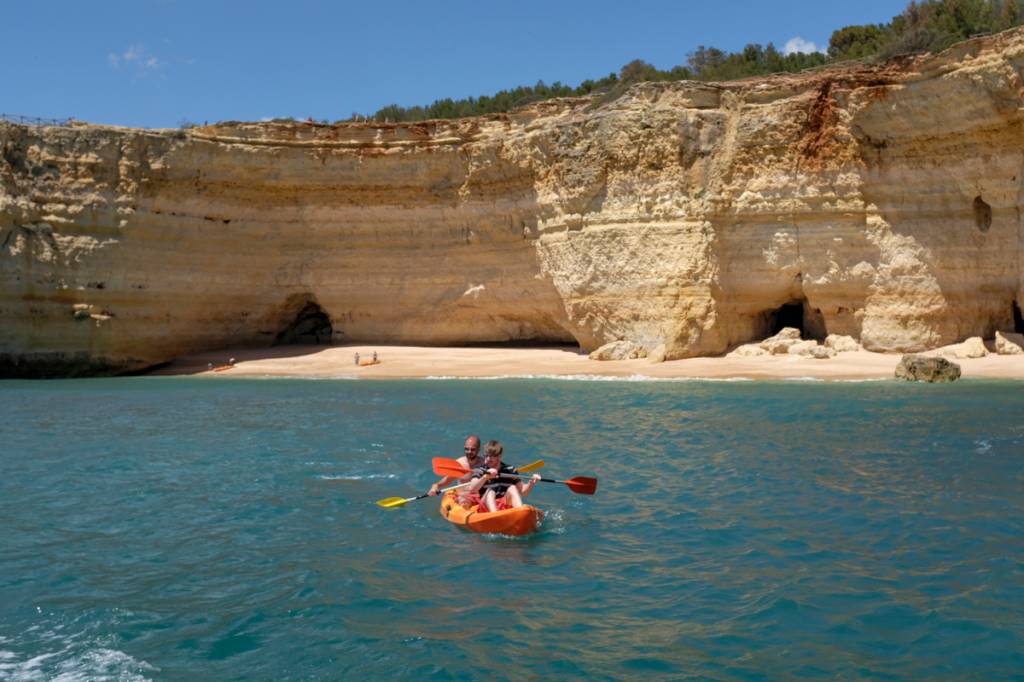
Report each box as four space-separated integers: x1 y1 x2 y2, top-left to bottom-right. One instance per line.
4 29 1024 376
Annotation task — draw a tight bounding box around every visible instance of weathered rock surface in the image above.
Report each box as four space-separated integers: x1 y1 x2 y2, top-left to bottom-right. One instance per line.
589 340 647 361
727 343 768 357
789 341 837 359
995 330 1024 354
895 354 962 382
825 334 860 352
787 340 821 356
5 28 1024 375
761 328 804 355
954 336 988 358
647 344 667 363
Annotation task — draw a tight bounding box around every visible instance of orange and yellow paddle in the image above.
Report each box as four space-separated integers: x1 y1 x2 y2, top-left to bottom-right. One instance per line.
431 457 598 495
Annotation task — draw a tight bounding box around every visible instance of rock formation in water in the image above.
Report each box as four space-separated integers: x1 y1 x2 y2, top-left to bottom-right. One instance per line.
4 29 1024 376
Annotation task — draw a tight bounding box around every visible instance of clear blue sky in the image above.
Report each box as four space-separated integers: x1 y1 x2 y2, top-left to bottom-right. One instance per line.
4 0 909 128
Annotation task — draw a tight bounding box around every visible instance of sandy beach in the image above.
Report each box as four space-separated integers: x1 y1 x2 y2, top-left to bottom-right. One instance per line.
148 344 1024 381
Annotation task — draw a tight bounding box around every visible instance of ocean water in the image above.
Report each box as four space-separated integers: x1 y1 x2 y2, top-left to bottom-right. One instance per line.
1 377 1022 681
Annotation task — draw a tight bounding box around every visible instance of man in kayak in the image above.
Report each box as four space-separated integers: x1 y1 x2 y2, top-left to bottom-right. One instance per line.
468 440 541 512
427 435 483 497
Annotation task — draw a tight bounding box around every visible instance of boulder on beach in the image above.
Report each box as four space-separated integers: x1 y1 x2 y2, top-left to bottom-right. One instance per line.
786 340 819 357
824 334 859 352
760 327 802 355
589 340 648 361
727 343 768 357
995 330 1024 355
780 339 836 359
807 345 837 359
954 336 988 359
894 354 961 382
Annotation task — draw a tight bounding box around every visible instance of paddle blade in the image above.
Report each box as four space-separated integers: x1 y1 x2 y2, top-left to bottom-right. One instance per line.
431 457 469 477
376 497 409 508
564 477 598 495
433 463 470 479
519 459 544 473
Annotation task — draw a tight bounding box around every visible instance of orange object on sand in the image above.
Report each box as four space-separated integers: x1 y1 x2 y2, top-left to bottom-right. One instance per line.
212 365 234 372
439 490 543 536
358 359 380 366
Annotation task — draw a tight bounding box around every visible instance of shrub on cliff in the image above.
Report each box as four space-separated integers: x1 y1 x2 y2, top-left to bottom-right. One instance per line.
831 0 1024 59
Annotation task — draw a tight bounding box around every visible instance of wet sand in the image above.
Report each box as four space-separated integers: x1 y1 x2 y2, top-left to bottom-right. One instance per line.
148 344 1024 381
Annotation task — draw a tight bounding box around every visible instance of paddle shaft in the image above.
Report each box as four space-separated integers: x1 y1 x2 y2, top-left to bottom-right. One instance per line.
433 458 596 495
381 479 476 507
432 459 542 484
413 478 476 501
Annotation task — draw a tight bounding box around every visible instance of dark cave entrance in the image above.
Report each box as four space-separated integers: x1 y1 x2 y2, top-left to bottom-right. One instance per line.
274 302 333 345
765 299 827 341
1014 300 1024 334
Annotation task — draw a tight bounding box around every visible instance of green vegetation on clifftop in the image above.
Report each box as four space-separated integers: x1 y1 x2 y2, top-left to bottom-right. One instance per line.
354 0 1024 123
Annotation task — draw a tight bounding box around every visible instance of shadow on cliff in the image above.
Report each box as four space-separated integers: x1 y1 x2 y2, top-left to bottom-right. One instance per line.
146 344 335 376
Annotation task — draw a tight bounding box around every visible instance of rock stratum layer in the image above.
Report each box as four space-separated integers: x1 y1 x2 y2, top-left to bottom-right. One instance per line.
4 30 1024 376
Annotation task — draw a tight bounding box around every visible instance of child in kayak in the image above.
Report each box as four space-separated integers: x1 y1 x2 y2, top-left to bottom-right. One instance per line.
468 440 540 512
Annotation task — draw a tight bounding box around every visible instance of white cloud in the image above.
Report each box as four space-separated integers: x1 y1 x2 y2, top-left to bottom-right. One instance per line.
107 44 164 71
783 37 822 55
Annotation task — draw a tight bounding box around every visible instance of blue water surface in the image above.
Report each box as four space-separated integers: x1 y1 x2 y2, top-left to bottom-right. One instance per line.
1 377 1022 680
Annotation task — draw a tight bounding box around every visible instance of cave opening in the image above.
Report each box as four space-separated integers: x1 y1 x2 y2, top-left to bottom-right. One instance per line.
1014 300 1024 334
765 299 827 341
973 195 992 232
274 302 333 345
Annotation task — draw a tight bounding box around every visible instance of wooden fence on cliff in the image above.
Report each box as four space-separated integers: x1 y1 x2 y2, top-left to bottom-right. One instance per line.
0 113 73 127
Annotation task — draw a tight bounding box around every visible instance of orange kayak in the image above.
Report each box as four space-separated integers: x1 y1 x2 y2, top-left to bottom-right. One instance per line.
439 490 543 536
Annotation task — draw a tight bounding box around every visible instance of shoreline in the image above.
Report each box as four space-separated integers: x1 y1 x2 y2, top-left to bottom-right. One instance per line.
146 344 1024 382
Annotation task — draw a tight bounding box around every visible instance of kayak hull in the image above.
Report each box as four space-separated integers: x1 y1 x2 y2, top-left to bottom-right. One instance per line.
439 491 543 536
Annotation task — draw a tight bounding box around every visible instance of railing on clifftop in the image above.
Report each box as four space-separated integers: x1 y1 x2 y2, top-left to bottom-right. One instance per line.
0 113 73 127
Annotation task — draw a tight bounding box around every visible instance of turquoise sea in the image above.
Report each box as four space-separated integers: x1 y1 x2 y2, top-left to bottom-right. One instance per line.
1 377 1022 680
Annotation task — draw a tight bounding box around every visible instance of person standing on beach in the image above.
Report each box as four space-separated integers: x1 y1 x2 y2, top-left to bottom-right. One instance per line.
428 435 482 496
354 352 360 366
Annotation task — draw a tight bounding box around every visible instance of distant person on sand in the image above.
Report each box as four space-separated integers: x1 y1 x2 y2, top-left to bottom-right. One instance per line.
467 440 540 512
372 351 378 363
354 352 360 366
428 435 482 497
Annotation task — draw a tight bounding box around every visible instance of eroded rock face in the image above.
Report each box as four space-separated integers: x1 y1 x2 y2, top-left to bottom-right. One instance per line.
4 29 1024 375
895 354 962 382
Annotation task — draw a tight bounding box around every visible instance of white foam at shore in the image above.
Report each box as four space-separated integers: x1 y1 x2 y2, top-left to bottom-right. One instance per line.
423 374 755 382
